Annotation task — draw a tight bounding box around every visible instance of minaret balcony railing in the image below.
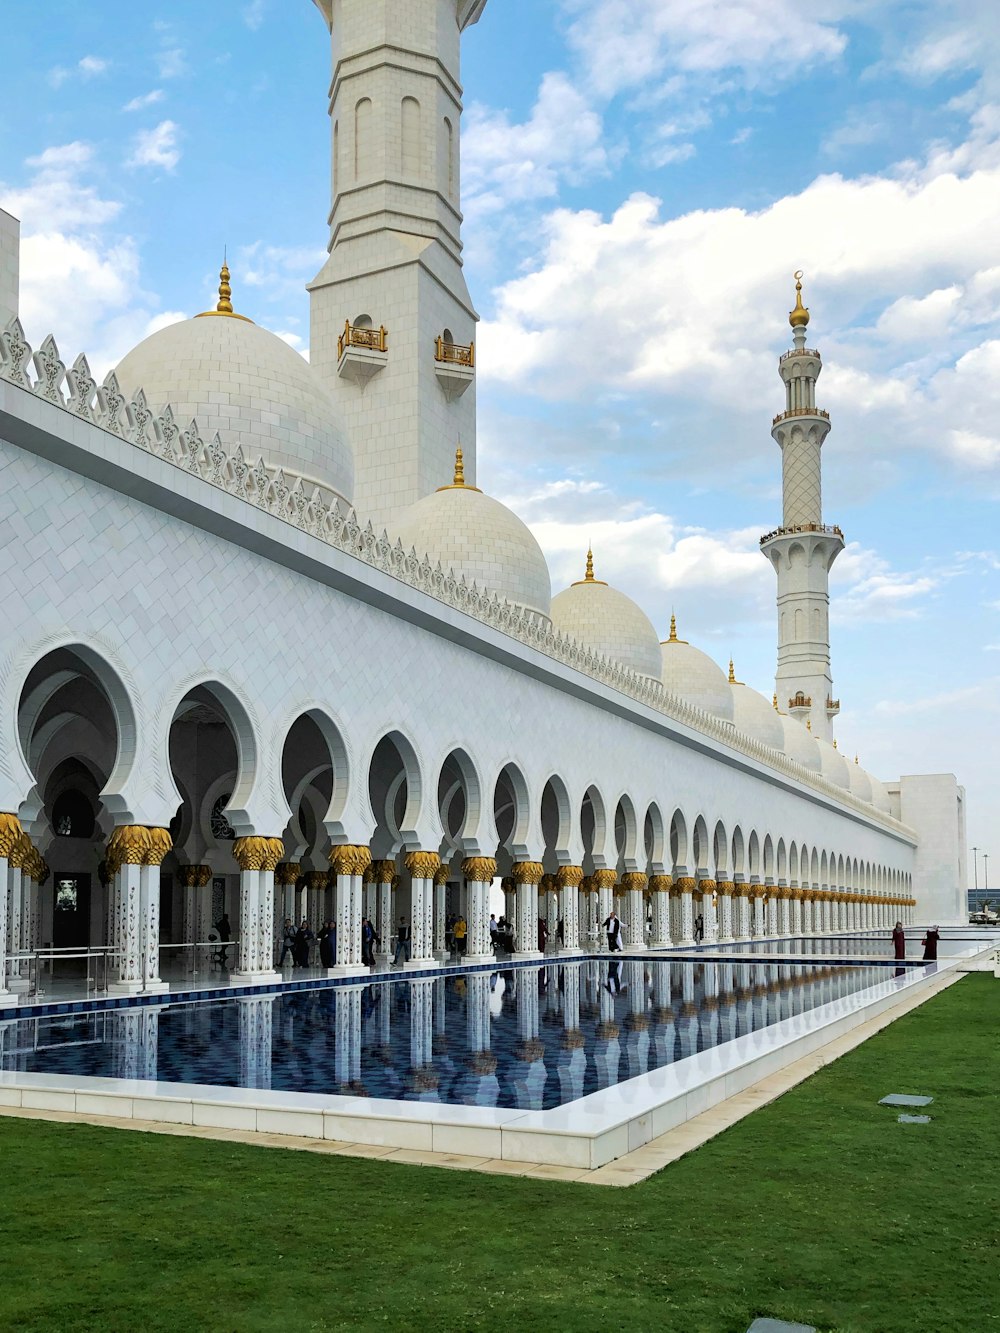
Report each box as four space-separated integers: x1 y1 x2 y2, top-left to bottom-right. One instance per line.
338 320 388 357
826 697 841 714
779 348 820 363
759 523 844 546
772 407 830 426
435 337 474 367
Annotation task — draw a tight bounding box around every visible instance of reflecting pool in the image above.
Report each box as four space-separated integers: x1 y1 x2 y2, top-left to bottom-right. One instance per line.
1 959 908 1111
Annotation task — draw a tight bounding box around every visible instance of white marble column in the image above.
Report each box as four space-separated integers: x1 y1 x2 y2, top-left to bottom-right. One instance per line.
716 881 734 943
777 886 791 937
7 837 29 991
231 837 283 984
558 865 584 955
139 830 171 994
512 861 543 960
374 860 395 965
621 872 647 953
594 870 617 951
0 816 22 1006
649 876 672 947
676 877 696 947
700 879 718 944
462 857 496 963
751 886 766 937
108 827 147 994
789 886 802 936
433 865 449 960
733 882 751 940
543 875 559 952
330 845 370 977
403 851 439 969
765 886 779 937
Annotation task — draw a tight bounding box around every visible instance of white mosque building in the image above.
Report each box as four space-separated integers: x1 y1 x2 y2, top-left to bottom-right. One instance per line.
0 0 967 1004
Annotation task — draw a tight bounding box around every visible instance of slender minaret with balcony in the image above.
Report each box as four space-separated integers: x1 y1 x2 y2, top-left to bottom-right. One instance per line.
307 0 487 533
760 274 844 742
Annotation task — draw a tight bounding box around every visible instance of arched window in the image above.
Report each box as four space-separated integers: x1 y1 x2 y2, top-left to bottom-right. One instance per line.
354 97 372 180
443 117 455 196
52 789 95 839
401 96 421 177
333 120 340 194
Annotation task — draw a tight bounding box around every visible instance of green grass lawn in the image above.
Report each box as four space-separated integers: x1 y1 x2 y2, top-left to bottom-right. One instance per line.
2 974 998 1333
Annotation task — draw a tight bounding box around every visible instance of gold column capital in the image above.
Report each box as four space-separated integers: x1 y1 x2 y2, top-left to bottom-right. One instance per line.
304 870 329 891
433 865 451 887
330 845 374 877
107 825 151 871
620 871 647 891
556 865 585 890
675 877 697 892
649 874 672 893
511 861 544 886
179 863 213 889
233 836 285 872
274 861 300 887
404 851 442 878
9 831 32 871
0 812 24 859
697 878 717 894
142 827 173 867
462 857 497 883
716 880 735 895
592 869 617 891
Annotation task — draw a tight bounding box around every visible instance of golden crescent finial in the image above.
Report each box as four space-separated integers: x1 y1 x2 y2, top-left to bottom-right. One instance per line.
789 270 810 329
669 612 678 642
453 445 465 487
196 254 253 323
728 658 736 685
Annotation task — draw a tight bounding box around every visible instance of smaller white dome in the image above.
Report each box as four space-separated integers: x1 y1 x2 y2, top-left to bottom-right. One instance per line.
660 618 734 721
848 758 873 804
868 774 893 814
550 552 662 682
779 713 821 772
730 676 784 750
816 739 851 790
392 454 552 621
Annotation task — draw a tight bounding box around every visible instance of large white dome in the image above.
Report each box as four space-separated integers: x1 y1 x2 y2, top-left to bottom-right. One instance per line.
730 675 784 751
660 618 734 721
848 757 874 804
550 553 662 682
392 454 552 622
116 272 354 503
779 712 821 773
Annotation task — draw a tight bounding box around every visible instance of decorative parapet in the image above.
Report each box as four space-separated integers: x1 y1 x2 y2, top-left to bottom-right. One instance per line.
434 335 475 402
336 319 387 389
337 320 387 356
759 522 844 546
772 407 831 426
435 336 474 367
0 315 915 842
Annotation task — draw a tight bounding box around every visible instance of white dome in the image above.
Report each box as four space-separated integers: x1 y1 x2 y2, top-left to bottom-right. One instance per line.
816 739 851 790
550 555 662 682
393 467 552 621
848 758 873 804
868 774 893 814
730 679 784 750
660 622 734 721
116 295 353 503
779 713 821 772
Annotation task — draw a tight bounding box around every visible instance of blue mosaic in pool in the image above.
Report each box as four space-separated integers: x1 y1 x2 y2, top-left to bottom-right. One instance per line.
1 959 904 1110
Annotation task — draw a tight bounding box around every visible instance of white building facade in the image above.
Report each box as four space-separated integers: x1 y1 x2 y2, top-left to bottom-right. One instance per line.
0 0 967 1006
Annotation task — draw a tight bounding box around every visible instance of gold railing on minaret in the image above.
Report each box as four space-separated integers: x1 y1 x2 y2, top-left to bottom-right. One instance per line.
435 337 474 367
338 320 388 357
759 522 844 545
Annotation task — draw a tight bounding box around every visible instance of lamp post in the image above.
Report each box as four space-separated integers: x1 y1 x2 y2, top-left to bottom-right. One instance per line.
971 846 979 895
984 853 989 898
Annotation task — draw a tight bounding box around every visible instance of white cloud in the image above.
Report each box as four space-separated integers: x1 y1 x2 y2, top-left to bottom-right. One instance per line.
126 121 181 171
78 55 110 78
123 89 165 113
464 72 609 222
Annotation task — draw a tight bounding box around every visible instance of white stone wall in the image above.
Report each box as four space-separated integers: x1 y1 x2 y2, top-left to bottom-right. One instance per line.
0 208 18 329
887 774 967 923
0 385 918 915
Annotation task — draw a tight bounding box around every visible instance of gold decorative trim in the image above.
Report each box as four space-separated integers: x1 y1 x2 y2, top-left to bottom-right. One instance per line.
621 872 648 891
716 880 735 895
434 865 451 887
511 861 544 886
404 851 442 878
556 865 585 890
592 869 618 891
649 874 672 893
233 836 285 872
304 870 329 891
330 845 374 877
107 826 151 870
675 877 697 892
461 857 497 883
0 812 23 859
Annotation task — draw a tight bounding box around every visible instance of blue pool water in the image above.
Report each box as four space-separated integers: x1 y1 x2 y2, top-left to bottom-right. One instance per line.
1 959 907 1110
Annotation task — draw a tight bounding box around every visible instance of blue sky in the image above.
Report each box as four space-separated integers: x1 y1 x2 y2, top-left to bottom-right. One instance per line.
1 0 998 869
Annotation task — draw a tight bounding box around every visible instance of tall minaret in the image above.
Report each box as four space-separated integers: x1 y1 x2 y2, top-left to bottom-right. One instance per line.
307 1 487 534
760 274 844 742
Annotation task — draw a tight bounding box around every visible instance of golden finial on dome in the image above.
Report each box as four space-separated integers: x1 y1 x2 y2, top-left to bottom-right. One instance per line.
789 270 810 329
196 254 254 323
806 718 812 731
773 693 779 711
669 612 678 641
728 658 736 685
437 443 481 492
855 754 860 765
572 544 607 587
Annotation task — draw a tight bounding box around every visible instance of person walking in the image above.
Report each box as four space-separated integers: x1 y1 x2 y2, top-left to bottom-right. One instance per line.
278 918 296 966
393 916 411 965
453 915 467 956
892 920 906 960
318 919 335 968
489 913 499 954
293 919 313 968
216 912 232 968
362 916 377 966
694 913 704 943
921 925 940 961
602 908 623 952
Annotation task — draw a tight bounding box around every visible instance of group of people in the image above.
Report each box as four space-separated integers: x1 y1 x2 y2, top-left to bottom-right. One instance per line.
892 921 940 962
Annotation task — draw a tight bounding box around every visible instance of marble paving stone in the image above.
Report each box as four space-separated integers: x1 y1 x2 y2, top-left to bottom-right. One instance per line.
879 1094 933 1106
747 1320 816 1333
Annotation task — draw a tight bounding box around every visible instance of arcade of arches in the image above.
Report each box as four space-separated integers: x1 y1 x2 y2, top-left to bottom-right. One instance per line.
0 648 915 1000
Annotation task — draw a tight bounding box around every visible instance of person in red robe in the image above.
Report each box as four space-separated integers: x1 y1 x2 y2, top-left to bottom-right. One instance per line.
892 920 906 959
922 926 940 961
